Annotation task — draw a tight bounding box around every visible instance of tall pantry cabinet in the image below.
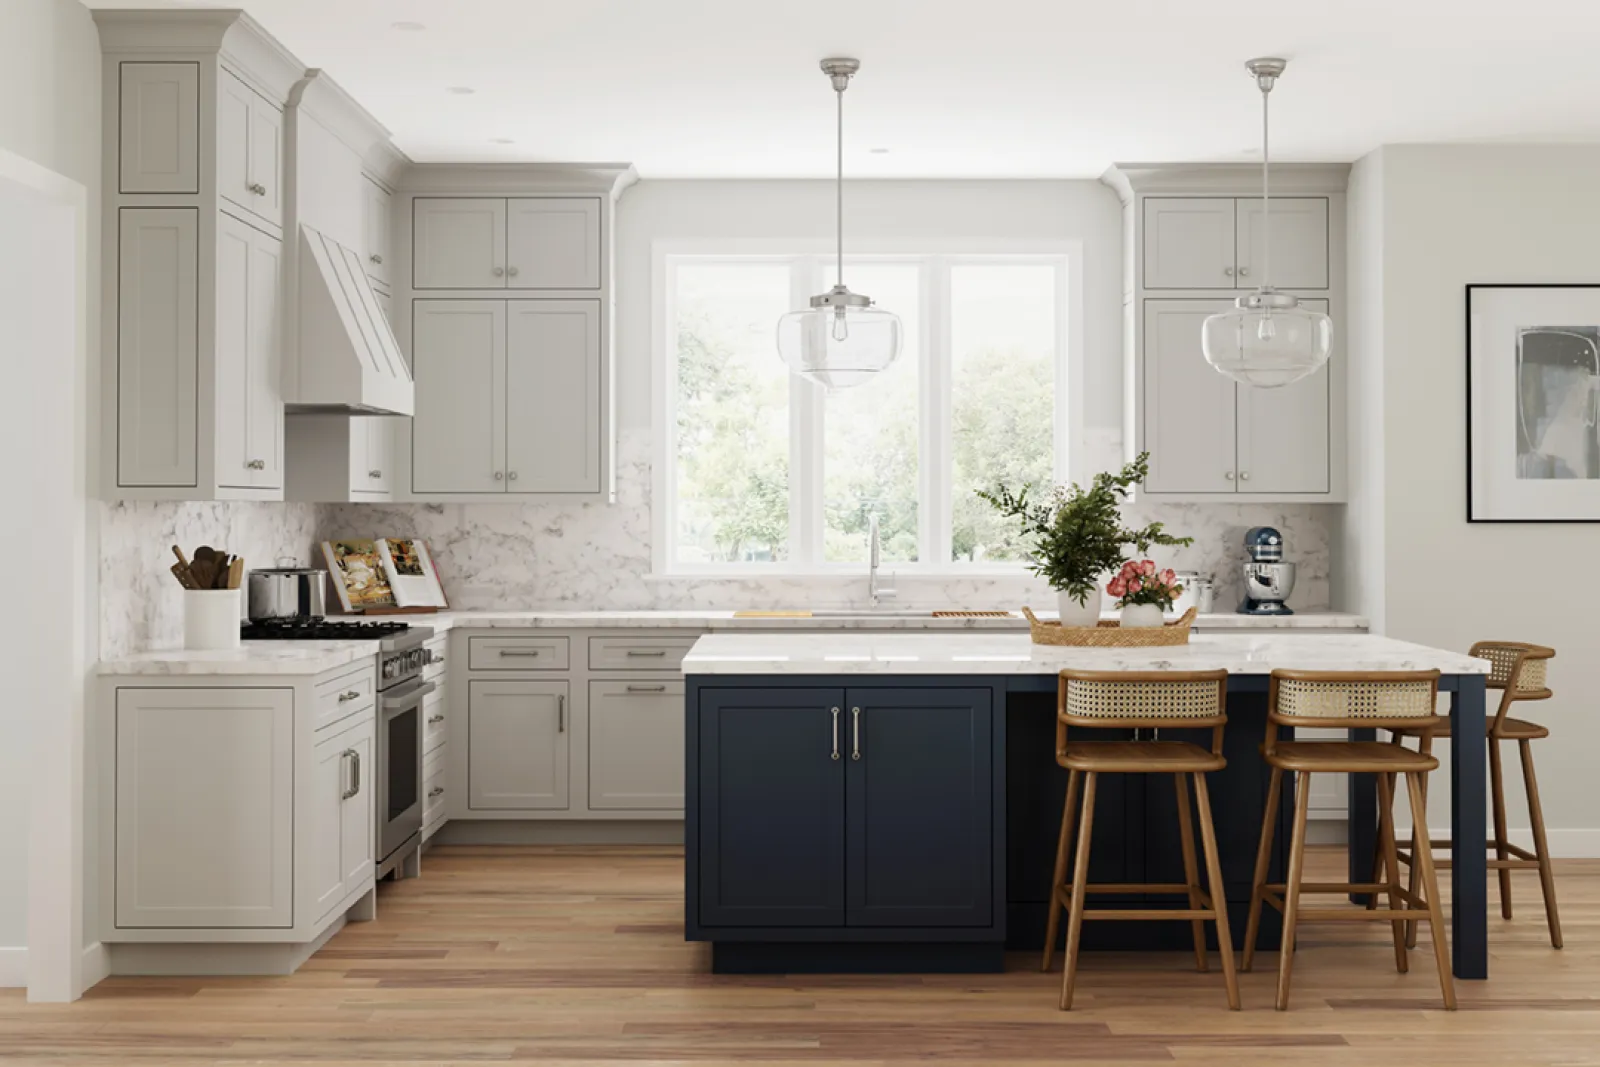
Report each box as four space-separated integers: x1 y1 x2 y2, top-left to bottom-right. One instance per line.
96 11 305 500
393 166 633 503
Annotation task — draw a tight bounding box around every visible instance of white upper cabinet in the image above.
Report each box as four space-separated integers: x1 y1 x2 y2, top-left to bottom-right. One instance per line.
217 69 283 231
1236 198 1328 290
212 213 283 490
412 300 506 494
505 198 602 289
362 177 393 289
1142 301 1238 494
413 198 507 289
504 300 602 492
1143 198 1236 289
119 62 199 194
116 208 199 489
1236 299 1331 493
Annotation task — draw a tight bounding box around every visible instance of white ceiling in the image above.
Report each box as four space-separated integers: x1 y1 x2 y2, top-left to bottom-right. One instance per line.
85 0 1600 177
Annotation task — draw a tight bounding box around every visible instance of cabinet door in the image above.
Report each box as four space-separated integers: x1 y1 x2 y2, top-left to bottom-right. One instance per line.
588 681 684 811
247 92 284 228
1143 198 1236 289
505 198 601 289
352 417 393 493
466 680 569 810
504 300 601 493
362 178 392 287
413 198 506 289
214 213 253 487
120 62 199 194
310 734 352 920
341 728 375 898
697 688 846 928
844 688 992 927
412 301 506 493
118 208 198 488
1236 198 1328 290
1235 299 1330 494
1142 300 1238 493
245 226 283 488
115 688 293 929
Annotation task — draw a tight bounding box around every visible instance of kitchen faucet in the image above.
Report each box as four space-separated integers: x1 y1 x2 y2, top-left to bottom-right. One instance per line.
868 515 896 607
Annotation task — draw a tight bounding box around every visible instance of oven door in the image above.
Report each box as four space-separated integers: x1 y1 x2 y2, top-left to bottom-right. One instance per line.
376 677 435 865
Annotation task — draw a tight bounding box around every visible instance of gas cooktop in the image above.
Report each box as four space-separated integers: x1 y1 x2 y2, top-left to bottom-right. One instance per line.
242 619 412 641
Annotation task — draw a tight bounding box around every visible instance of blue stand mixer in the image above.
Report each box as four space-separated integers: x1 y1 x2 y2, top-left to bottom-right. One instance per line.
1239 526 1296 615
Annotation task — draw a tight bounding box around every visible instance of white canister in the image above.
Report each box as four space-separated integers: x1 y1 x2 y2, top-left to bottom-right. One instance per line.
184 588 242 650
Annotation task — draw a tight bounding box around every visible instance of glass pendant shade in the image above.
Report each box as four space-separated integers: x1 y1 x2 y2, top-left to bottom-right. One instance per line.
777 297 903 390
1202 297 1333 388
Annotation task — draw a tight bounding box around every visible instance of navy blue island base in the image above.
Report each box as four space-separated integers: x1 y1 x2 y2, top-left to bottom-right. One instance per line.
684 668 1489 980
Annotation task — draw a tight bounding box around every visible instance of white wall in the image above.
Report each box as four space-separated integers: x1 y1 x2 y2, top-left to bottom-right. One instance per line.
0 0 102 998
1353 145 1600 853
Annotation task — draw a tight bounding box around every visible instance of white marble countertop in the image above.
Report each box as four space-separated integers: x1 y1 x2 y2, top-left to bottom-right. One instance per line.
97 608 1369 676
680 632 1491 677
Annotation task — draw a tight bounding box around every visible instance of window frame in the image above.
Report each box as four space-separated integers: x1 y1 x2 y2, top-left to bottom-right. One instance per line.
653 238 1084 576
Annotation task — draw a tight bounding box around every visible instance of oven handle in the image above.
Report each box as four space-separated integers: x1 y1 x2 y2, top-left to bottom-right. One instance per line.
381 678 437 712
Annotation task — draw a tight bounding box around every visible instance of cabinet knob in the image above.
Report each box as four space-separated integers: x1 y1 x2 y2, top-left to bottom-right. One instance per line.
508 470 518 481
370 253 383 265
1224 471 1235 481
246 459 265 470
1240 470 1251 481
492 266 505 277
369 469 382 479
494 471 504 481
1223 266 1235 277
507 266 519 278
427 714 445 725
248 182 266 196
1238 266 1250 277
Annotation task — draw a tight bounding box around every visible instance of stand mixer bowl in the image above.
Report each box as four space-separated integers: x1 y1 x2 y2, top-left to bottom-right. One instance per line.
1242 561 1297 614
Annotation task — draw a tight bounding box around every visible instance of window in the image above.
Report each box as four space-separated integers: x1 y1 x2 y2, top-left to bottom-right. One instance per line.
660 250 1074 572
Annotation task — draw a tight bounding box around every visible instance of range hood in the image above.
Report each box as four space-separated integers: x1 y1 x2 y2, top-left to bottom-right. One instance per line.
289 224 414 415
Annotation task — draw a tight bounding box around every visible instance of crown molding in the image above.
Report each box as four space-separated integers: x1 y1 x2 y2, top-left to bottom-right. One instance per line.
401 162 638 196
94 9 304 103
289 69 393 159
1101 161 1352 202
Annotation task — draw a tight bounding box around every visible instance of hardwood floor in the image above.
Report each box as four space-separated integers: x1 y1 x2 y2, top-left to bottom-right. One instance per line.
4 845 1599 1065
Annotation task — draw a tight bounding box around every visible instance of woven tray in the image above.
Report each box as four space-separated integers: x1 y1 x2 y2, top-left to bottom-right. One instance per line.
1020 606 1197 647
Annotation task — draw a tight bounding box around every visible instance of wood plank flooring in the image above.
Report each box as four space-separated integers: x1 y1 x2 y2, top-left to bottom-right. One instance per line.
3 845 1599 1065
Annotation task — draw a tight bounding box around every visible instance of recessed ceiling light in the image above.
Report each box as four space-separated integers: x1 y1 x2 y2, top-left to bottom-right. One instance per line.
446 86 476 96
490 138 516 145
390 21 426 31
869 147 890 154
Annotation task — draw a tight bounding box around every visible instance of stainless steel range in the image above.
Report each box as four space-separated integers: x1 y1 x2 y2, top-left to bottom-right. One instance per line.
244 619 436 879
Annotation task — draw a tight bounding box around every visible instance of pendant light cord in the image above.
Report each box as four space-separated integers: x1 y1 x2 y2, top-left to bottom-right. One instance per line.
836 84 845 288
1260 79 1271 290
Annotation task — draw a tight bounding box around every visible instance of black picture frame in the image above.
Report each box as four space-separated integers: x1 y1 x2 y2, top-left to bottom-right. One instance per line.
1466 282 1600 523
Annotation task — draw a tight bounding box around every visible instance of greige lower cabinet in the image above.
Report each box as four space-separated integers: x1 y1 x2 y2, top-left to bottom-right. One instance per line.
466 679 570 810
587 680 685 811
309 716 375 924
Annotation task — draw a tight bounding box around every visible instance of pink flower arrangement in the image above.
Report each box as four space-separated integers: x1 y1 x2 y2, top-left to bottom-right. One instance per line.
1107 560 1183 609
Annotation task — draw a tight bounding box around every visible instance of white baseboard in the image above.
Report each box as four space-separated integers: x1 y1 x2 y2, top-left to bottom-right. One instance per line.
0 947 25 988
81 941 109 994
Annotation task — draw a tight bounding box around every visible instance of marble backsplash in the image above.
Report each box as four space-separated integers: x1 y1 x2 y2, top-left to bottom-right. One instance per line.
99 500 321 657
320 430 1334 617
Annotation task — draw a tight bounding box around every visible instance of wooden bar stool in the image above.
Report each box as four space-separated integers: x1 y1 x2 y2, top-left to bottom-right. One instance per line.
1243 669 1455 1011
1385 641 1561 949
1041 669 1240 1011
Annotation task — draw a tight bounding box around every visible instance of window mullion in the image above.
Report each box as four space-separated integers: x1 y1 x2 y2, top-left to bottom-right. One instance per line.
924 257 953 567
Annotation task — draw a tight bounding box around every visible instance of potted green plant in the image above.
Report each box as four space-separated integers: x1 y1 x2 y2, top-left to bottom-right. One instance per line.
977 453 1193 626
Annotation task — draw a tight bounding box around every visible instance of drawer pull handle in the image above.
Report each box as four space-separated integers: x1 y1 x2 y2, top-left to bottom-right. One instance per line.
428 786 444 799
851 707 862 761
498 649 542 658
625 649 668 657
427 714 445 725
831 706 840 761
337 689 361 702
625 684 667 693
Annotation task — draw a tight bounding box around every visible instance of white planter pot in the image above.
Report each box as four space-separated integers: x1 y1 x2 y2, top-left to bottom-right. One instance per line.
1119 602 1165 629
1056 586 1102 628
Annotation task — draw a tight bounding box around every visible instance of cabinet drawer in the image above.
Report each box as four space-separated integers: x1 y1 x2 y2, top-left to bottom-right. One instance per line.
588 636 698 672
467 636 569 670
423 689 447 755
423 749 447 824
314 662 376 731
423 635 449 680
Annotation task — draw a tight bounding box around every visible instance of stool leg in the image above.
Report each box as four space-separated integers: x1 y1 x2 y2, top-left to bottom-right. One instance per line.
1243 766 1283 973
1520 739 1563 949
1405 769 1457 1010
1193 772 1241 1011
1377 771 1408 974
1405 754 1430 950
1060 771 1098 1011
1490 736 1513 920
1173 772 1209 974
1275 770 1312 1011
1042 768 1081 972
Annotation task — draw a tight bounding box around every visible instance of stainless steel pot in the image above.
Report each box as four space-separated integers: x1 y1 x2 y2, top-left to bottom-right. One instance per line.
247 559 329 620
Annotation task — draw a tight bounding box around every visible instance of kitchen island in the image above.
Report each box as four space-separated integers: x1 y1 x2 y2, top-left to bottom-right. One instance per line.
682 632 1491 978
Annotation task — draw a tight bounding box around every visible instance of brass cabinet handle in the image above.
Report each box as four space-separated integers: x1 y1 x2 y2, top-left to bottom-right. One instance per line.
851 707 862 761
831 707 841 761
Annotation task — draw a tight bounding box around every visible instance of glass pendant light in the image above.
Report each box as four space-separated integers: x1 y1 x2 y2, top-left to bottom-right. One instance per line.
777 58 902 390
1202 58 1333 388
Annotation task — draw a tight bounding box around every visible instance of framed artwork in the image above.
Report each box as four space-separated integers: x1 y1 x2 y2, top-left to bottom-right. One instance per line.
1468 284 1600 521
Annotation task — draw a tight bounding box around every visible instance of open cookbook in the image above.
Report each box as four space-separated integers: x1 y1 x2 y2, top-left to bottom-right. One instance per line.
321 538 449 613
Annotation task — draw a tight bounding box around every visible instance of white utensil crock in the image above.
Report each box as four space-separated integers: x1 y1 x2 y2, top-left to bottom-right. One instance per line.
184 588 242 650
